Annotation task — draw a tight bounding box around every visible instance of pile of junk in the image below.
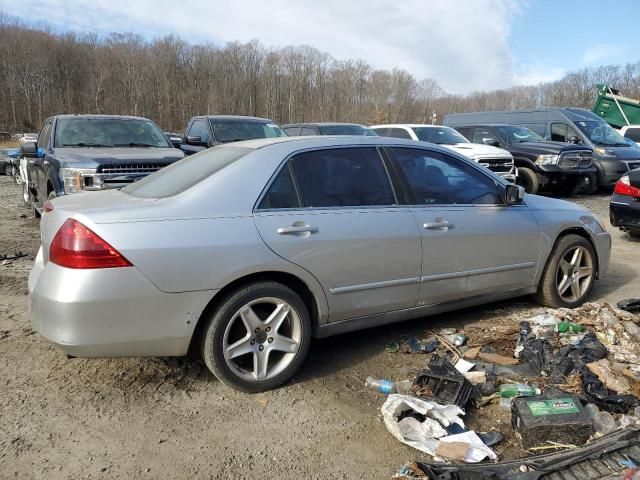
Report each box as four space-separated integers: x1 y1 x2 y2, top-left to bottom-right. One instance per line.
369 301 640 480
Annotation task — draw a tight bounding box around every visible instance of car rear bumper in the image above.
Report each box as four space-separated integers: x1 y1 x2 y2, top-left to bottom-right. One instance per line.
610 194 640 232
28 248 214 357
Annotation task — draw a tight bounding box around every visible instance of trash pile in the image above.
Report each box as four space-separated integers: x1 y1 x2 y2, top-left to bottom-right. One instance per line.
370 302 640 470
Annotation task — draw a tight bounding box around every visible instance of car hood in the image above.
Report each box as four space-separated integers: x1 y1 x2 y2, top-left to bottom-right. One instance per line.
601 145 640 160
54 147 184 167
509 141 591 155
444 143 512 158
524 193 587 212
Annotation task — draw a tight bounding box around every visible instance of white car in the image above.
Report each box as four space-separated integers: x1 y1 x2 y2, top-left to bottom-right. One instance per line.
371 124 517 182
621 125 640 146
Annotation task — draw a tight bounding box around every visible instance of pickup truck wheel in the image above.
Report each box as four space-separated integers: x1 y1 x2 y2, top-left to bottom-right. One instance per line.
13 169 22 185
3 165 11 176
517 167 539 194
200 281 311 392
583 173 599 194
535 234 596 308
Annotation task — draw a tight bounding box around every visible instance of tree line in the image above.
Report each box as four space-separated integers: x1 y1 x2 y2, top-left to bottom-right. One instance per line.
1 13 640 133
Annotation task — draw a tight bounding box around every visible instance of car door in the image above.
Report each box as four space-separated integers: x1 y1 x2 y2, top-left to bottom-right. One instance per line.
31 120 52 204
181 119 211 155
254 146 422 322
471 127 504 148
387 147 541 305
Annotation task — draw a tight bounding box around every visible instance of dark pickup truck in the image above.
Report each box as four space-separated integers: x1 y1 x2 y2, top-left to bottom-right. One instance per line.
21 114 184 217
180 115 286 155
445 123 595 194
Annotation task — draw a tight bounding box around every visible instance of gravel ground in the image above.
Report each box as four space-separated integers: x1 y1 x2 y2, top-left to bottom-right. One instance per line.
0 175 638 479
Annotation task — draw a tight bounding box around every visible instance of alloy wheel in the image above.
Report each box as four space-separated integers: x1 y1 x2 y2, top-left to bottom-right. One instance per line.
222 297 302 382
555 246 593 303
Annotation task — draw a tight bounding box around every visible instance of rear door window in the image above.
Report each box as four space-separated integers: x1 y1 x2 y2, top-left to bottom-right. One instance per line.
388 128 412 139
300 127 317 135
283 127 301 136
289 147 395 207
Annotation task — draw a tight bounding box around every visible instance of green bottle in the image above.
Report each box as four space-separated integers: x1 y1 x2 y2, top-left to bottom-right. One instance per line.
499 383 541 398
556 321 584 334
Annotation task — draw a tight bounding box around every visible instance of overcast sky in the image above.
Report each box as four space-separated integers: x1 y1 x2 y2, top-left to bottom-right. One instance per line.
3 0 638 94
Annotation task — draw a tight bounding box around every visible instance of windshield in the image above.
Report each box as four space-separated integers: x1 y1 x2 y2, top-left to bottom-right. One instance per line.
412 126 468 144
211 120 286 143
124 146 252 198
575 121 628 147
495 126 544 144
55 118 170 148
317 125 377 136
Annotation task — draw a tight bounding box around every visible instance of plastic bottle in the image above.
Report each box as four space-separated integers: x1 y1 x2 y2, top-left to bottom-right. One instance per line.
499 383 541 398
452 333 467 347
593 411 616 435
365 377 412 394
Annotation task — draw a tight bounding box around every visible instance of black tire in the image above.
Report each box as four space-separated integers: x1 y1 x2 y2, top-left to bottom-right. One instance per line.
200 281 311 392
583 172 599 195
3 165 10 176
517 167 539 194
535 234 596 308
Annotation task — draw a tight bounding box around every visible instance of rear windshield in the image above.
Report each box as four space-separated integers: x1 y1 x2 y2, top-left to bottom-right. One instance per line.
123 146 252 198
55 118 170 148
211 119 286 143
412 126 468 144
317 125 377 136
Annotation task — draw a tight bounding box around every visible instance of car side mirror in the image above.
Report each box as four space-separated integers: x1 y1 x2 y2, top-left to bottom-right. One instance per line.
505 184 525 204
21 141 38 158
482 138 500 147
186 135 202 146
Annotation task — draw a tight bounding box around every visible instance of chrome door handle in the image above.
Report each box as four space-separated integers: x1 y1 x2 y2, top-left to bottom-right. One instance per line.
277 224 319 235
424 221 455 230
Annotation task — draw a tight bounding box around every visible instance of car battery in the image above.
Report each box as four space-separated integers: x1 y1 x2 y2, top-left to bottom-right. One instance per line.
511 394 592 449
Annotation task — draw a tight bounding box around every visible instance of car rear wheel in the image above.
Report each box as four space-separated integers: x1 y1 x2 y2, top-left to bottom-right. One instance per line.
200 281 311 392
535 234 596 308
517 167 539 194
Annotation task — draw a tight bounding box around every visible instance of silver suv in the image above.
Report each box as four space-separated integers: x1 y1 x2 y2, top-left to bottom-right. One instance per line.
29 136 611 392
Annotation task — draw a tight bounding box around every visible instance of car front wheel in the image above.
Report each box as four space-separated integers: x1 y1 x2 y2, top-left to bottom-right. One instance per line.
535 234 596 308
200 281 311 392
517 167 539 194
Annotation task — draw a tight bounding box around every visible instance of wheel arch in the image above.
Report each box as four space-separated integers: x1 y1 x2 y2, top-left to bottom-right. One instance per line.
189 270 324 354
548 227 599 278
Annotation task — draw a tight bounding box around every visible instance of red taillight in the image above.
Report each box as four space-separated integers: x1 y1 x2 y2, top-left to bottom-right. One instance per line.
614 175 640 197
43 201 55 213
49 218 132 269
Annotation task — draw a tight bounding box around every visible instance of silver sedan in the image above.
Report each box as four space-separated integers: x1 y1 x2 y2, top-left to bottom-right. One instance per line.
29 136 611 391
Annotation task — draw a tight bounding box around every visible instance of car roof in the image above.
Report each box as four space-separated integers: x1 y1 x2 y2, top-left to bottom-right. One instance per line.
53 114 154 121
201 115 275 122
282 122 369 127
372 124 456 128
217 135 457 152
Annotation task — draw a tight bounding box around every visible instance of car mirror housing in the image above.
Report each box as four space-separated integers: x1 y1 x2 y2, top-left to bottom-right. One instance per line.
21 141 38 158
505 184 525 204
186 135 202 146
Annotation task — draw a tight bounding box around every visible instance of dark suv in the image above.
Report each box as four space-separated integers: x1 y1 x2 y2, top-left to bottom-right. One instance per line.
180 115 286 155
446 123 595 194
21 115 184 216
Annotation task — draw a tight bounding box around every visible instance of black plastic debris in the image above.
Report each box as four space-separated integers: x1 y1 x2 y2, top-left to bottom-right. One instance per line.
0 251 26 261
415 426 640 480
518 332 608 384
412 355 479 408
617 298 640 313
579 367 639 414
478 431 503 447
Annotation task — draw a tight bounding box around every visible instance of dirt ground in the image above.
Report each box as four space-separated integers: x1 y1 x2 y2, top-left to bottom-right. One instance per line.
0 175 638 479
